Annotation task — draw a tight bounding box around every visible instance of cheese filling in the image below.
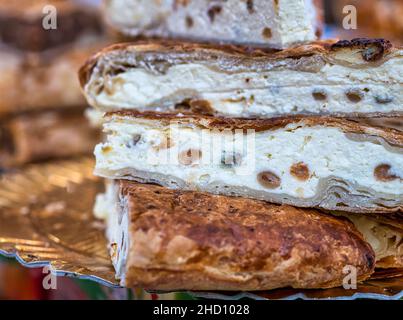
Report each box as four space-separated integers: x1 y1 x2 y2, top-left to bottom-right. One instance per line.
91 61 403 117
106 0 317 48
95 120 403 198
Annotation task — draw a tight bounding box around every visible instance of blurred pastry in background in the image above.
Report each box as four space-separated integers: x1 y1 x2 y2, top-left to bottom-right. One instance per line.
0 108 100 167
0 0 107 168
0 45 103 116
330 0 403 45
0 0 105 115
0 0 102 52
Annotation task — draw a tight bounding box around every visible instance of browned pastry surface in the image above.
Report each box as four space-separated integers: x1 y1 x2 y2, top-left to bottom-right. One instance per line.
0 0 102 52
115 181 375 291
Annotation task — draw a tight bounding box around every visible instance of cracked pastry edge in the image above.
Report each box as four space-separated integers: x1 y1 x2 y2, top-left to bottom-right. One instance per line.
333 212 403 269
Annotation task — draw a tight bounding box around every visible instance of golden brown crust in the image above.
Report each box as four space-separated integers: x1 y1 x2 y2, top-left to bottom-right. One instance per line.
79 38 400 88
106 111 403 148
119 182 375 291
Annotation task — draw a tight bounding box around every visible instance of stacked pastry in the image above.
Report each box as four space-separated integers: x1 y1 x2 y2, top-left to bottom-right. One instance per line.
0 0 104 168
80 0 402 291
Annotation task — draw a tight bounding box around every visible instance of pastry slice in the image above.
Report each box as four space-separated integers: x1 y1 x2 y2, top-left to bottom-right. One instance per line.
0 0 102 52
103 0 322 49
80 39 403 118
94 180 375 291
0 42 106 116
0 109 100 167
0 0 107 115
94 112 403 214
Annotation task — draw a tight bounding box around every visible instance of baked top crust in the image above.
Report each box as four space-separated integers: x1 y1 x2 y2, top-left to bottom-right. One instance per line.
113 181 375 291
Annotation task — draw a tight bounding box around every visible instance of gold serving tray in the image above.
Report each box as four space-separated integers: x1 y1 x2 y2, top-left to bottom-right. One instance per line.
0 157 118 287
0 157 402 300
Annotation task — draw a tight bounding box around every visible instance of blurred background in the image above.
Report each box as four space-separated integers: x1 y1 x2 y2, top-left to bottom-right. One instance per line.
325 0 403 44
0 0 401 300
